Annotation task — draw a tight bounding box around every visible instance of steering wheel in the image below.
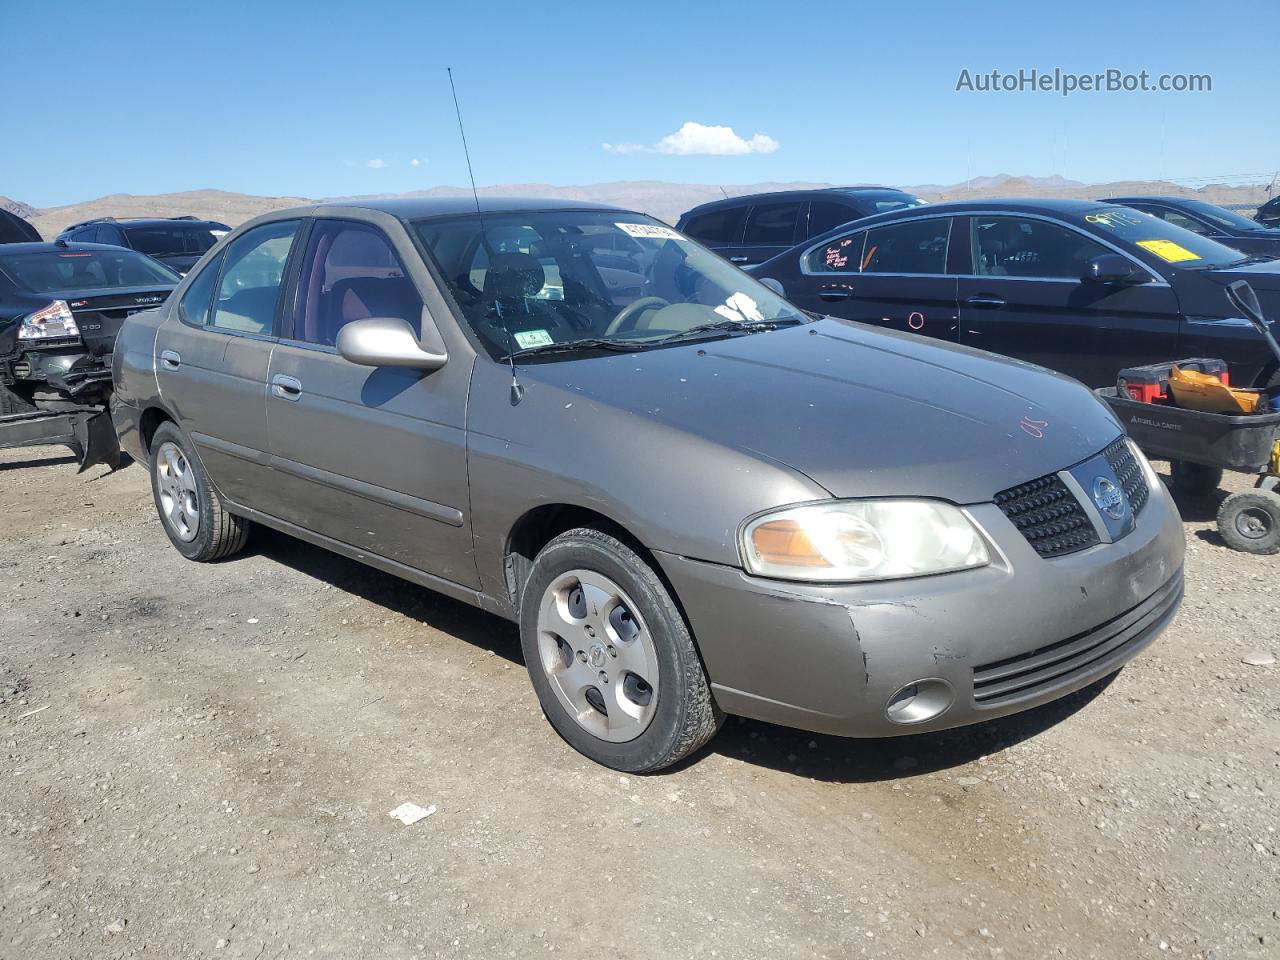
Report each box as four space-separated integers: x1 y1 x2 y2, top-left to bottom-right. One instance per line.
604 297 670 336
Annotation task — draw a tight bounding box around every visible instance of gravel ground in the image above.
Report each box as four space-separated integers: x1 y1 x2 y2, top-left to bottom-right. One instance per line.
1 446 1277 960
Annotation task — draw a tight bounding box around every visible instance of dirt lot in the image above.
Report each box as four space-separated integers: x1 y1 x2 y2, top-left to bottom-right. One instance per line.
1 446 1277 960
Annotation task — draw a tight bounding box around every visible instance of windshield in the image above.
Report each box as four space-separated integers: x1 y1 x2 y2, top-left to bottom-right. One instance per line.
1080 206 1245 268
124 223 227 257
1180 200 1278 234
414 211 806 358
0 248 180 293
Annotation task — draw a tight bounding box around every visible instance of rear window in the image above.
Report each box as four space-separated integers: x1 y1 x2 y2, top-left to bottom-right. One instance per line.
124 224 227 257
0 249 179 294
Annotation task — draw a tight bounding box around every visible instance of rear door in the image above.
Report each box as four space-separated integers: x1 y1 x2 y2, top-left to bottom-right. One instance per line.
722 199 806 266
154 219 301 504
805 198 864 241
263 217 478 588
957 214 1182 386
793 217 960 342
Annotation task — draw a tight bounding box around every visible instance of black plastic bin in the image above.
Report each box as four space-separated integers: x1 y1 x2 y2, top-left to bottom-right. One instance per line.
1095 387 1280 473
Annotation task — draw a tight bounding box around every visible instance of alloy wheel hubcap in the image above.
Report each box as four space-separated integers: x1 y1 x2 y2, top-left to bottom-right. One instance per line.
536 569 659 743
155 441 200 542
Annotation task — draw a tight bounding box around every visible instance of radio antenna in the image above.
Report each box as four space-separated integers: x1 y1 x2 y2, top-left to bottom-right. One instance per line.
447 67 523 404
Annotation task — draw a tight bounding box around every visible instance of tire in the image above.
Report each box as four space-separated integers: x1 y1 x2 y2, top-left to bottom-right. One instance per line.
148 422 250 562
1168 460 1223 498
519 527 722 772
1217 489 1280 555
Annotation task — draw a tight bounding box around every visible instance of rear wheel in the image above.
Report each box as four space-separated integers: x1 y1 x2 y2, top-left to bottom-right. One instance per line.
1168 460 1223 498
1218 489 1280 554
149 422 250 561
519 528 722 772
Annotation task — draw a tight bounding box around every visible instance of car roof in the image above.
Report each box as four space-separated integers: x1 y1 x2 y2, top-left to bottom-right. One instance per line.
112 218 227 226
1103 196 1195 205
317 196 631 219
832 196 1130 231
679 187 914 218
0 241 135 255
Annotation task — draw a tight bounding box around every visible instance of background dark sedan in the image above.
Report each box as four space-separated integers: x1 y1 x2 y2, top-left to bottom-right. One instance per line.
0 242 178 406
1256 195 1280 229
751 198 1280 388
1105 195 1280 259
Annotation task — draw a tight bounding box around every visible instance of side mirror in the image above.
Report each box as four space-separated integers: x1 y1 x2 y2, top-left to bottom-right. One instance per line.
336 317 447 371
1225 279 1269 333
1083 254 1148 286
757 276 786 298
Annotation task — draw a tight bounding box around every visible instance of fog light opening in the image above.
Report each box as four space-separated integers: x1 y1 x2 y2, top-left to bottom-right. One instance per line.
886 678 954 725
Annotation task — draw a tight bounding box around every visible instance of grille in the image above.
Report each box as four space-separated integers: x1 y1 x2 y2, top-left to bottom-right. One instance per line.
972 572 1182 706
994 474 1100 558
1103 437 1150 516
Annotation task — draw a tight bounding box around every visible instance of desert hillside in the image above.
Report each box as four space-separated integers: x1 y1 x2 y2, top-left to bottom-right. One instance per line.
4 174 1273 239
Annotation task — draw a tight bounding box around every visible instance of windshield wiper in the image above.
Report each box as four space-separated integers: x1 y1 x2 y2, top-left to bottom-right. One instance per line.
648 315 807 346
505 337 647 361
1218 255 1274 269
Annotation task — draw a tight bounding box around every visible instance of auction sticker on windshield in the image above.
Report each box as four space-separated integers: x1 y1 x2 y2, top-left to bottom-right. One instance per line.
616 223 684 241
514 329 554 349
1136 239 1201 263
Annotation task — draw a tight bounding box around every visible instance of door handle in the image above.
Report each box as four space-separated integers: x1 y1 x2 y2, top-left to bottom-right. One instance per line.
728 256 749 264
818 288 851 302
160 350 181 369
964 295 1006 309
271 374 303 400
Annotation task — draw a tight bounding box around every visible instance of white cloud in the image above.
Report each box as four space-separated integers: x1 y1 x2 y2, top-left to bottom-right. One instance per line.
410 158 422 167
604 122 779 157
366 158 387 169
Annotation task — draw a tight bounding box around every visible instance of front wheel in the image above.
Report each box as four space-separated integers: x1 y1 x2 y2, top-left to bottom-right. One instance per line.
1218 489 1280 554
519 528 722 772
149 422 250 561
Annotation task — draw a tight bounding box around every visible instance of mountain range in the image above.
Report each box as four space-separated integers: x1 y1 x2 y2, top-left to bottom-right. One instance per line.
3 174 1273 239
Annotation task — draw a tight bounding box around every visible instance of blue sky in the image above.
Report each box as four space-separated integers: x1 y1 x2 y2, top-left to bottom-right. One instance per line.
4 0 1276 207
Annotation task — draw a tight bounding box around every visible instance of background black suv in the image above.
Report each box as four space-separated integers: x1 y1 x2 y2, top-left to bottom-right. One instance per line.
57 216 230 275
676 187 925 266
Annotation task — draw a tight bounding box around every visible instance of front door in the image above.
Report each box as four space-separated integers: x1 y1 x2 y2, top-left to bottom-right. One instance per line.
154 220 302 505
958 215 1182 387
263 218 479 589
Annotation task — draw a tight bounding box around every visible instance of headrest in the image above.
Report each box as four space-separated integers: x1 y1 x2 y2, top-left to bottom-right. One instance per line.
483 251 545 304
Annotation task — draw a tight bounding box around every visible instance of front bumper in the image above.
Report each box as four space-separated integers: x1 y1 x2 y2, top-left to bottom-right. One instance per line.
656 479 1185 738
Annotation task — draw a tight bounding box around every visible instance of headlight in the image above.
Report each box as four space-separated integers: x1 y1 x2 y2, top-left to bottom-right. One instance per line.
741 500 990 582
18 300 79 340
1127 437 1161 492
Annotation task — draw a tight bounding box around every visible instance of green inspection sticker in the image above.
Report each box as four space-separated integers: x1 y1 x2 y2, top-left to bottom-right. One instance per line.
513 329 554 349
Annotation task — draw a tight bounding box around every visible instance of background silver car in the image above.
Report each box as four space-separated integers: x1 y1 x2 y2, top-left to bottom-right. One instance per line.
111 198 1185 772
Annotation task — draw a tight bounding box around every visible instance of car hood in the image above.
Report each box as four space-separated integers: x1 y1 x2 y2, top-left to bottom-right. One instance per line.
1201 259 1280 318
521 318 1123 504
